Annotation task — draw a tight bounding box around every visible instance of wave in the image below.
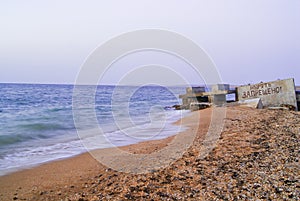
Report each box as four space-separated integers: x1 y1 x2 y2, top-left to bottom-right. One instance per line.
20 123 69 132
0 123 74 147
0 135 25 146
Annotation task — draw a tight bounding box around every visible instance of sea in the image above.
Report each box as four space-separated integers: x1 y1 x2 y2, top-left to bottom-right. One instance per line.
0 83 189 176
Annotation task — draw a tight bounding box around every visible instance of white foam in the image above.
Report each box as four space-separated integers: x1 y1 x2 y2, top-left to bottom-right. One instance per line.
0 109 190 176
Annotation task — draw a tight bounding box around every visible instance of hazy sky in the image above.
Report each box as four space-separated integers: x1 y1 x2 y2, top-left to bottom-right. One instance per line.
1 0 299 85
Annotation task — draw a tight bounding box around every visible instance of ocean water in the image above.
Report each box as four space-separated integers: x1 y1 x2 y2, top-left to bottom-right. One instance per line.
0 83 188 175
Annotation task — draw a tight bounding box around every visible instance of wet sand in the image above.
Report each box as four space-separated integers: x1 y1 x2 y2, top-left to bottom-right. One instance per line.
0 106 299 200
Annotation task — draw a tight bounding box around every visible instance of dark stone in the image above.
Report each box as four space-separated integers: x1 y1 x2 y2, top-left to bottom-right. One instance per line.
275 187 283 194
157 191 169 197
232 172 239 179
124 193 134 199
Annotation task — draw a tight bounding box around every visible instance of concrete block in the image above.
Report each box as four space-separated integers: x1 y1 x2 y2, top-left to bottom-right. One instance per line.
212 94 226 106
186 87 206 94
236 78 298 111
238 98 263 109
211 84 229 93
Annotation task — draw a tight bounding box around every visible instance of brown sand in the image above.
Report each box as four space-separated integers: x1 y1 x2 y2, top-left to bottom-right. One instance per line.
0 106 299 200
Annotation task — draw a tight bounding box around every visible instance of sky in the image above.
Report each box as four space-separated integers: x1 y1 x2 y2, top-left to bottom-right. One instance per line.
0 0 299 85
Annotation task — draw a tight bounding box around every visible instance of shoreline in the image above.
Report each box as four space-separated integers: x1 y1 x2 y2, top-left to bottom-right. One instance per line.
0 109 189 177
0 108 209 200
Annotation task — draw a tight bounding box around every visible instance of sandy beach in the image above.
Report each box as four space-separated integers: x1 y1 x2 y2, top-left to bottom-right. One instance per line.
0 106 299 200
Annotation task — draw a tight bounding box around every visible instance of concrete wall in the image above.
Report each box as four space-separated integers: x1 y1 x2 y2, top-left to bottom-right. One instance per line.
236 78 298 110
211 94 226 106
186 87 206 94
211 84 229 93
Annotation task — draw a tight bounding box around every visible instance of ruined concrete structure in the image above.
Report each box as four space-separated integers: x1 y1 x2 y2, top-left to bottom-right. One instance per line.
179 78 299 111
179 84 235 110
